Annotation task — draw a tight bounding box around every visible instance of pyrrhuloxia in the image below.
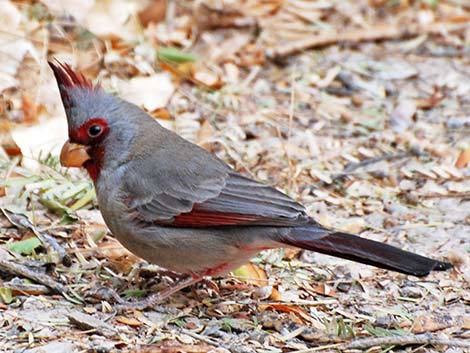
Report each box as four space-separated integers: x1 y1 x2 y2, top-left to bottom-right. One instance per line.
49 61 451 308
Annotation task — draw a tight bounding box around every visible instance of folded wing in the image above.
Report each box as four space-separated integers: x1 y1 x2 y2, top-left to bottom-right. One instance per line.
124 160 309 227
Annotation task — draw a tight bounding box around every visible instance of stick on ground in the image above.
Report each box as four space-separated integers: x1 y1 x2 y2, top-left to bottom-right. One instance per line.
266 22 469 59
347 333 470 350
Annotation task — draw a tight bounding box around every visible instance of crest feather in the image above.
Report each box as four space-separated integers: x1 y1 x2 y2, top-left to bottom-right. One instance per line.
48 60 97 108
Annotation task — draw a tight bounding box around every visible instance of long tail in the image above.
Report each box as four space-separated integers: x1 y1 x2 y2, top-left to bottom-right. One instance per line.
280 227 452 277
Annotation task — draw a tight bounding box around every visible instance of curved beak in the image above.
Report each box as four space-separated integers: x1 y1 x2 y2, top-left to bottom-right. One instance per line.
60 140 90 167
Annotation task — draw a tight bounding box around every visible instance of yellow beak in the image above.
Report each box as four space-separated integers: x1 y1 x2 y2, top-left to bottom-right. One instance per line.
60 140 90 167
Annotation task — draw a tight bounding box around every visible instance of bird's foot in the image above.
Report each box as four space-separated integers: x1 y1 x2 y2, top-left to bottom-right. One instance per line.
114 274 202 312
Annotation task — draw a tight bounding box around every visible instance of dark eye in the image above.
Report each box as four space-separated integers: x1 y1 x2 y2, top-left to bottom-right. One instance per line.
88 124 102 137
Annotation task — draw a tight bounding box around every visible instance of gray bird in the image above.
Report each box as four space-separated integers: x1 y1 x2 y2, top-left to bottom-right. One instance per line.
49 61 451 309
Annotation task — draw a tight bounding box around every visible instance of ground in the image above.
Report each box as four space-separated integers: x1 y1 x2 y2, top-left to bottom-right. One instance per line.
0 1 469 352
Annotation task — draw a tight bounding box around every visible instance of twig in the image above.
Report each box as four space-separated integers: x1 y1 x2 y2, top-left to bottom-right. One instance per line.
1 208 72 266
266 21 469 59
346 333 470 350
291 343 345 352
421 192 470 199
0 258 68 295
180 328 220 347
1 278 51 295
332 152 409 181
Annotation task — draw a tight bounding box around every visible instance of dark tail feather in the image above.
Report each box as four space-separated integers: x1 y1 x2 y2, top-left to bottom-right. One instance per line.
281 228 452 277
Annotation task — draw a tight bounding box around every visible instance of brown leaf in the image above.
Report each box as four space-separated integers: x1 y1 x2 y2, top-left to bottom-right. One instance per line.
116 316 142 327
151 108 172 120
0 123 21 157
138 0 168 27
259 304 311 323
455 148 470 168
414 92 444 110
21 93 38 124
269 287 282 301
159 61 194 81
412 314 453 333
311 284 337 298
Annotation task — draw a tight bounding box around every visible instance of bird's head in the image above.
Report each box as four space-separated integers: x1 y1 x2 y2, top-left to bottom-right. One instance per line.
49 61 137 181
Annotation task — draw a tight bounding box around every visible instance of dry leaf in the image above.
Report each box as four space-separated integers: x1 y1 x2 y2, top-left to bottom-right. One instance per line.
269 287 282 301
41 0 95 23
21 94 38 124
159 62 195 81
96 242 135 260
193 69 223 89
462 315 470 330
232 262 268 287
84 0 142 41
414 91 444 109
390 100 416 133
224 62 240 83
1 129 21 157
412 314 453 333
117 73 174 111
116 316 142 327
455 148 470 168
259 304 311 323
196 119 215 150
339 218 365 234
139 0 168 27
11 115 68 168
283 248 301 260
311 284 337 297
151 108 172 120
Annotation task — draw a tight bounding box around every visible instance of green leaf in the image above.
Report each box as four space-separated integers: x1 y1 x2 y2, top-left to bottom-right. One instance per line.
364 323 406 337
39 197 73 216
121 288 147 299
157 47 198 64
421 0 438 7
0 288 13 304
70 186 96 211
6 237 42 255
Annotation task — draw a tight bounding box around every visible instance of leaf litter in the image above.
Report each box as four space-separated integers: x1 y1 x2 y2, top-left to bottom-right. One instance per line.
0 0 469 352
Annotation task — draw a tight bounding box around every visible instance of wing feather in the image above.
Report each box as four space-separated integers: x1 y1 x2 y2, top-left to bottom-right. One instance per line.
124 150 308 227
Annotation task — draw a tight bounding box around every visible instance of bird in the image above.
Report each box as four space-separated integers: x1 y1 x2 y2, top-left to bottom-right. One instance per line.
49 60 452 309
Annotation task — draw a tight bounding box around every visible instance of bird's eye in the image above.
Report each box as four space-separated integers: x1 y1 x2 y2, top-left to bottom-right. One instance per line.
88 124 102 137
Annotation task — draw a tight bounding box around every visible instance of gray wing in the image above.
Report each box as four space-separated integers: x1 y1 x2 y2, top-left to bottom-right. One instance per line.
123 151 308 227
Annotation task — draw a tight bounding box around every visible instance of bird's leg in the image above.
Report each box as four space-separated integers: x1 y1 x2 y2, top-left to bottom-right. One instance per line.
115 273 202 311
